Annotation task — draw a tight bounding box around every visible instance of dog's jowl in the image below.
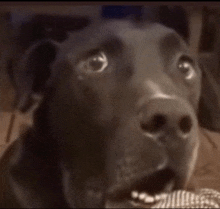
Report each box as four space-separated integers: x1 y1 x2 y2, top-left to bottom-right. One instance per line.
0 19 202 208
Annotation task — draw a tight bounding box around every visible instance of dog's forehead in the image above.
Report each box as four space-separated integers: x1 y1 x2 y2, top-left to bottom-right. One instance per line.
105 21 188 54
106 21 175 42
61 20 187 56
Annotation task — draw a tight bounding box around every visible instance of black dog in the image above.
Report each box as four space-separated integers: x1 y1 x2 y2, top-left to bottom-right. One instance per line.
0 18 203 208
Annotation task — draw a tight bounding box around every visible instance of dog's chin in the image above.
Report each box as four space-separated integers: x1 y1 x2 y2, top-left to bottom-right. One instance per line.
105 199 142 208
105 198 159 208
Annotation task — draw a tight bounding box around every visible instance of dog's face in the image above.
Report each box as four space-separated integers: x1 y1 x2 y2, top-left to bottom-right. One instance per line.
15 20 202 208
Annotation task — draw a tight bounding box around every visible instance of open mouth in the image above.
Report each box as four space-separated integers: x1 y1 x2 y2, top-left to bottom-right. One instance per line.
106 168 177 208
128 180 174 207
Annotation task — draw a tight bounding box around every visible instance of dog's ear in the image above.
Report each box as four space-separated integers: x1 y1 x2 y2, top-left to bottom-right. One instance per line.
14 40 58 113
198 62 220 132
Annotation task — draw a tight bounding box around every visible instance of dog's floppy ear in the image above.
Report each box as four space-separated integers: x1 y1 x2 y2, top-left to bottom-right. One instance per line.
198 62 220 132
14 40 58 113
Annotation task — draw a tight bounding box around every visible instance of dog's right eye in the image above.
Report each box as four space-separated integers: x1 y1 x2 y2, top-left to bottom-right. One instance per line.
177 56 196 80
78 51 108 73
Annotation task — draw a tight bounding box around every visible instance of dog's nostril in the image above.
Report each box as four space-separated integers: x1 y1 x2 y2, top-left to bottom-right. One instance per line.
141 114 166 133
179 116 192 134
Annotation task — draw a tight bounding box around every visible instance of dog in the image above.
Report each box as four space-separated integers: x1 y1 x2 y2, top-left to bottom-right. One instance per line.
0 17 204 208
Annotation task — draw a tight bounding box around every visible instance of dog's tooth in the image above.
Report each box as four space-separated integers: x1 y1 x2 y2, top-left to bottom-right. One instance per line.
155 194 162 201
155 193 168 201
131 191 139 199
160 193 168 199
144 195 155 203
138 192 147 201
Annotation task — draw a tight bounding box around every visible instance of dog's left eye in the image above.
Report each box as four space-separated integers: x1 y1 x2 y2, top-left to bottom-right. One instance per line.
177 56 196 80
79 51 108 73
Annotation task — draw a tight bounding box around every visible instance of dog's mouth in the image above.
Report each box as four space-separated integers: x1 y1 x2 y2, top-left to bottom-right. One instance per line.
105 168 177 208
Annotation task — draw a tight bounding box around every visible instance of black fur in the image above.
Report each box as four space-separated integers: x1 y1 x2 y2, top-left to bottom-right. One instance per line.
0 18 203 208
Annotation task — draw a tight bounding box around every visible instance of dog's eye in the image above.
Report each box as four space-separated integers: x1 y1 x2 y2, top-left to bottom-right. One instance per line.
177 56 195 80
79 51 108 73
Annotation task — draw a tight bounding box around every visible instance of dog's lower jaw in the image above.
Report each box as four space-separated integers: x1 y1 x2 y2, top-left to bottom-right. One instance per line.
105 199 135 208
105 197 160 208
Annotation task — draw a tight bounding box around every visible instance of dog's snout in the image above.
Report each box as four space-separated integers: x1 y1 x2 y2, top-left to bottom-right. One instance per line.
138 97 193 139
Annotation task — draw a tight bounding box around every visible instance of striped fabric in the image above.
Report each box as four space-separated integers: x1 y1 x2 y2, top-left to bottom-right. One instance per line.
152 188 220 208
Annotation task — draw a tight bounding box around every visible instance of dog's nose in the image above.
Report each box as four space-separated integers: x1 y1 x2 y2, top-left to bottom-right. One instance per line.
138 97 193 139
